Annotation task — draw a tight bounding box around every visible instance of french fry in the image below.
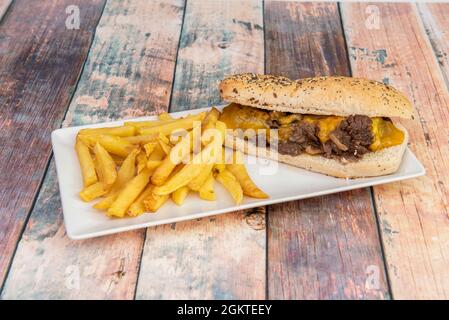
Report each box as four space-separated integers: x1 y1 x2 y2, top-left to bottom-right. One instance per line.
148 143 165 160
226 152 268 199
171 186 189 206
92 194 116 210
93 149 138 210
158 138 172 155
123 134 157 145
75 110 268 218
188 163 213 191
153 121 225 195
212 147 227 174
93 142 117 185
108 168 152 217
212 148 226 173
216 169 243 204
124 118 173 128
198 172 216 201
158 133 170 145
79 182 108 202
202 107 220 130
137 151 147 173
111 149 138 189
75 137 97 187
151 131 192 186
79 125 136 137
128 184 154 216
201 107 220 145
144 192 169 212
147 160 162 170
143 141 158 156
81 134 136 157
138 112 206 136
111 154 124 165
159 112 173 121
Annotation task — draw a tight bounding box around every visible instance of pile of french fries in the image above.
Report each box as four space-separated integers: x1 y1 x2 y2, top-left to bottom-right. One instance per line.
75 108 268 218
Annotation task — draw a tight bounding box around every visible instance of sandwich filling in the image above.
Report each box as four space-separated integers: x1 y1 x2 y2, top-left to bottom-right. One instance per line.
219 103 405 161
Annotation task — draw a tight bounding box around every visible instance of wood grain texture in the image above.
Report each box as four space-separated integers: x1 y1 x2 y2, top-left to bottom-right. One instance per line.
1 0 185 299
265 1 389 300
0 0 105 288
417 3 449 88
136 0 266 300
170 0 264 110
341 3 449 299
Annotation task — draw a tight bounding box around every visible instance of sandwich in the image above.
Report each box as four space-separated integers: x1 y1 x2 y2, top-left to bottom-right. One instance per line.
218 73 413 178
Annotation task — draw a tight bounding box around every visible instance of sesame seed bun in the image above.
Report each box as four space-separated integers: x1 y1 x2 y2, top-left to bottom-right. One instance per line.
219 74 414 119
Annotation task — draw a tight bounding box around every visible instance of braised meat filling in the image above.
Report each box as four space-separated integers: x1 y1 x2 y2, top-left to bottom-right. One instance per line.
219 103 404 161
278 115 374 160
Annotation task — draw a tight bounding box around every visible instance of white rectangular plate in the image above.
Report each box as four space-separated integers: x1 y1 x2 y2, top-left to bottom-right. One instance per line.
52 107 425 240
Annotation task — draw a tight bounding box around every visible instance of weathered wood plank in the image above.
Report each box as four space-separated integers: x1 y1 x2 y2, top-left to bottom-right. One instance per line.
1 0 185 299
417 3 449 87
265 1 389 299
136 0 265 300
341 2 449 299
0 0 106 288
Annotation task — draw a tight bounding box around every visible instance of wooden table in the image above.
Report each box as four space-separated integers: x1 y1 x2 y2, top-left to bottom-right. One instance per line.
1 0 448 300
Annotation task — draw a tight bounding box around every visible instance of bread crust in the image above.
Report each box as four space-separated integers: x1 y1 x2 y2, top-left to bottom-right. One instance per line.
225 123 408 178
219 74 414 119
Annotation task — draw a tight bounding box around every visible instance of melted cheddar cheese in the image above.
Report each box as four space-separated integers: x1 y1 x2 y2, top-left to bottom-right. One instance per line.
302 115 344 143
219 104 404 151
370 117 404 151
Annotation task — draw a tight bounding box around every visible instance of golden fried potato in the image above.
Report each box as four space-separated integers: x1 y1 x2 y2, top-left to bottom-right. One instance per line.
153 121 226 195
138 112 206 136
201 107 220 145
216 169 243 204
93 142 117 185
111 154 124 165
108 168 152 217
92 194 116 210
124 118 172 128
76 109 269 217
144 192 169 212
79 182 108 202
152 131 192 186
158 138 172 156
123 134 157 145
226 163 268 199
148 143 165 160
93 149 138 210
226 151 268 199
128 184 155 216
82 134 136 157
75 137 98 187
146 160 162 170
143 141 158 157
172 186 189 206
137 151 147 173
188 163 213 191
79 125 136 137
198 173 216 201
